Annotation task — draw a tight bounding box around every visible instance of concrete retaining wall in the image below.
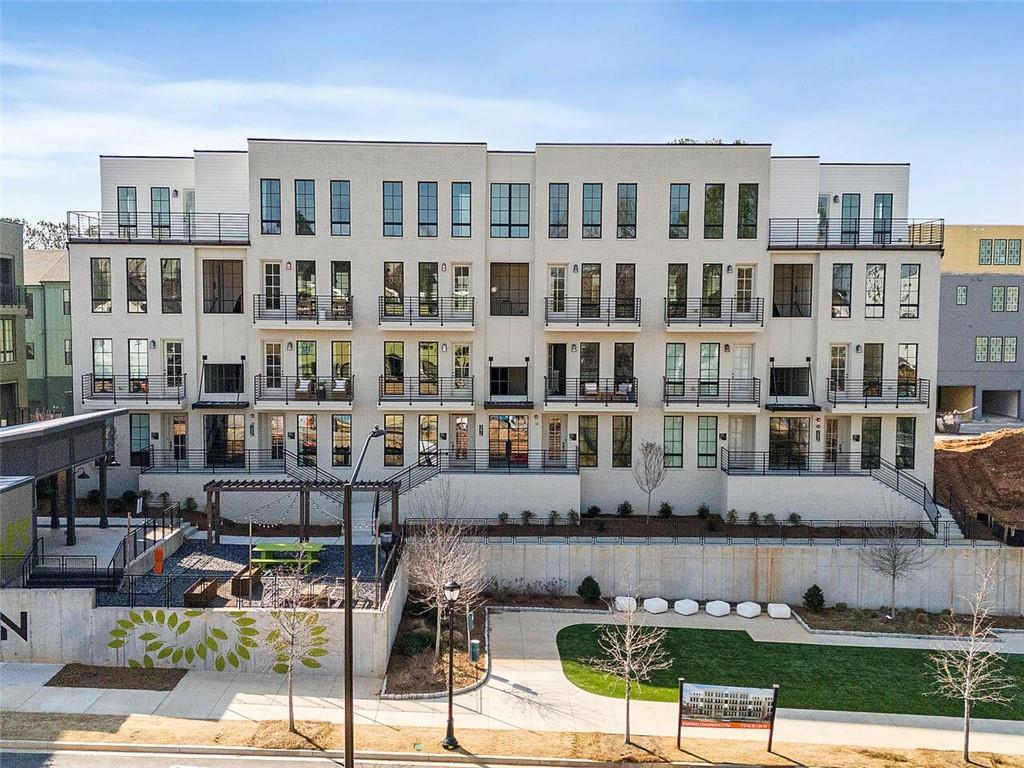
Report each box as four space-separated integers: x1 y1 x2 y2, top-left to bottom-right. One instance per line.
482 542 1024 615
123 525 190 577
724 475 927 522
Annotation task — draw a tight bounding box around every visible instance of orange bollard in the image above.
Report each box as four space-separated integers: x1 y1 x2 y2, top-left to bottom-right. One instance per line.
153 546 164 575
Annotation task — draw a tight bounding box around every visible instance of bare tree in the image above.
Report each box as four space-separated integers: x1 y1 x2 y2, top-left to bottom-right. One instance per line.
929 562 1014 762
1 218 68 249
857 522 933 619
262 558 329 733
632 440 667 521
588 592 671 744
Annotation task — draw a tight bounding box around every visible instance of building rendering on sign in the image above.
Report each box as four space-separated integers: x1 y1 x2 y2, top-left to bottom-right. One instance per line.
936 225 1022 421
0 220 29 426
66 141 946 526
24 249 73 417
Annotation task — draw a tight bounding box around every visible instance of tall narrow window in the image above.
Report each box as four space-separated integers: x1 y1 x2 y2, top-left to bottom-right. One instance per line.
615 263 636 319
582 183 602 238
63 288 70 315
665 343 686 394
975 336 988 363
991 286 1006 312
865 263 886 318
701 263 723 318
699 342 720 396
453 264 471 312
451 182 471 237
202 260 243 314
873 193 893 244
296 341 317 380
989 336 1003 362
117 186 137 237
663 416 683 468
418 262 439 317
160 258 181 314
548 183 568 238
331 261 351 317
64 338 72 366
898 343 918 396
612 415 632 468
383 181 403 236
737 183 758 239
332 414 352 467
1007 286 1020 312
418 414 439 459
697 415 718 468
1008 239 1021 266
150 187 170 238
130 414 150 467
384 341 404 394
900 264 920 318
703 183 724 239
384 262 404 316
294 179 315 235
490 183 530 238
669 183 689 239
127 258 147 313
128 338 148 392
453 344 471 381
978 239 993 265
0 319 12 364
578 415 598 468
489 263 529 316
330 180 351 236
841 193 861 245
817 194 829 238
297 414 317 466
956 285 968 305
92 338 113 392
616 183 636 238
994 239 1008 265
581 263 601 318
331 340 351 378
1005 337 1018 362
735 266 754 313
91 257 111 313
895 417 916 469
384 414 404 466
260 179 281 234
163 341 183 387
772 264 813 317
830 344 848 392
295 261 316 305
263 262 281 310
418 341 439 394
667 263 687 318
580 342 600 382
264 342 282 388
418 181 438 237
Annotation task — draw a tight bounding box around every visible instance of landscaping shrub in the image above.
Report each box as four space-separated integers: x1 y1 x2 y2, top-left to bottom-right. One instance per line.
803 584 825 612
498 511 509 524
764 513 777 526
548 510 560 525
399 632 434 658
616 500 633 517
121 490 138 509
521 510 534 524
788 512 802 526
696 503 710 520
86 489 101 504
583 505 600 518
726 509 738 526
576 576 601 603
835 602 849 612
567 509 579 525
658 501 673 518
183 497 198 515
748 511 760 526
109 499 126 515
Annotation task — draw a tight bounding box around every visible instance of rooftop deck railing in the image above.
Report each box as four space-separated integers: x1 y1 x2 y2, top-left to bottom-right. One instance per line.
768 218 944 249
68 211 250 244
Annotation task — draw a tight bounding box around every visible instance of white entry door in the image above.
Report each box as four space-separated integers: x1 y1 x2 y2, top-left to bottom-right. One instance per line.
728 416 754 469
732 344 753 379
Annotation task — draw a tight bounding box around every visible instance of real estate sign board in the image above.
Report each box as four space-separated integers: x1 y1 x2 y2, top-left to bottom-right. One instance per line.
676 679 780 751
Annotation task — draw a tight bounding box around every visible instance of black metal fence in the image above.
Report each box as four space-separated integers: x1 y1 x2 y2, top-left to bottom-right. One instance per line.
663 377 760 405
664 297 764 327
377 376 474 405
252 294 353 323
68 210 250 244
545 377 638 406
255 374 354 404
378 296 474 325
81 373 187 404
141 448 285 474
545 297 642 326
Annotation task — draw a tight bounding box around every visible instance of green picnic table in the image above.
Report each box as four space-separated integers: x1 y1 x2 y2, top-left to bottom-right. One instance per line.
250 542 324 572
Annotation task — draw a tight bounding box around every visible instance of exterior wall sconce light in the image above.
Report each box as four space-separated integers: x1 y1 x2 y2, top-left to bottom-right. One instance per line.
724 344 731 353
150 339 157 349
441 343 447 353
286 341 294 351
571 343 577 353
855 344 862 353
573 264 579 273
286 261 292 270
726 265 733 274
441 263 447 272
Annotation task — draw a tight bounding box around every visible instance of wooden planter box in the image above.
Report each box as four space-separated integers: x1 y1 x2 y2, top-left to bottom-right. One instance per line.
231 564 263 597
184 577 220 608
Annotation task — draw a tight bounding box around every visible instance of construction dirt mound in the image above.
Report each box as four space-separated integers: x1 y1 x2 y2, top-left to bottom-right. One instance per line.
934 428 1024 524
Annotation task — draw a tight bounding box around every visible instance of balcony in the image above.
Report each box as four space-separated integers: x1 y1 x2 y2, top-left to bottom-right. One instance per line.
377 376 474 406
768 218 944 250
544 297 641 329
253 294 353 326
254 375 354 406
0 285 27 309
81 373 187 405
441 448 579 474
827 378 931 409
378 296 474 327
663 377 761 408
67 211 250 245
140 448 285 474
544 377 638 408
664 298 764 329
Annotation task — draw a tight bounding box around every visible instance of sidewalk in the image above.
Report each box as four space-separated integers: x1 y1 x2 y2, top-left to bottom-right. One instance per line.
2 610 1022 756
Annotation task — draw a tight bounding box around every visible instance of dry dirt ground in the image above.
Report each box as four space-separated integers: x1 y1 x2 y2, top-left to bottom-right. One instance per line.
796 607 1024 634
935 428 1024 526
1 712 1020 768
44 664 186 691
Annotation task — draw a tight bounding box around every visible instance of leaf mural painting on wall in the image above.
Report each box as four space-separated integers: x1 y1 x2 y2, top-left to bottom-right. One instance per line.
107 609 260 671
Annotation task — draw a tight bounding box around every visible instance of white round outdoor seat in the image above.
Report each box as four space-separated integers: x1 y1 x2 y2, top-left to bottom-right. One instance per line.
614 595 638 612
642 597 668 614
736 601 762 619
767 603 792 619
673 598 699 616
705 600 730 617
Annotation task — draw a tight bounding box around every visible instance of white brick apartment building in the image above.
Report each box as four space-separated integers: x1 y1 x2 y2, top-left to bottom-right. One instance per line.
67 140 945 528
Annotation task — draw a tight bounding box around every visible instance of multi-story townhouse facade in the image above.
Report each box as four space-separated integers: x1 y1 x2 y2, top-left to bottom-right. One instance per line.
936 225 1023 421
0 220 30 426
68 141 944 526
24 249 73 416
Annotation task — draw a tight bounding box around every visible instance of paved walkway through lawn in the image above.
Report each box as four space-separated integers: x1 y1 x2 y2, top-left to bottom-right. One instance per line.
2 610 1022 756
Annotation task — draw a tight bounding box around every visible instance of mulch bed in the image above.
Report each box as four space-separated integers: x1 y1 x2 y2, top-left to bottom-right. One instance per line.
796 607 1024 635
45 663 186 691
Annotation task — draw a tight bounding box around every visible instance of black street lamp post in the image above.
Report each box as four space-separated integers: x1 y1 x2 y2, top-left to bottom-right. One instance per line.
442 579 461 750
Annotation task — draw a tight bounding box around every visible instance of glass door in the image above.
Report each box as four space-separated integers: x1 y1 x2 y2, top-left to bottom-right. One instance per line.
419 342 438 395
768 417 810 470
547 343 566 396
183 188 196 238
331 261 351 318
701 264 722 318
205 414 245 467
488 415 529 468
545 416 565 465
581 264 601 318
418 262 439 317
171 414 188 460
615 263 635 319
863 343 883 397
667 263 687 318
699 342 720 397
861 416 882 469
727 416 754 469
451 414 472 464
548 265 566 313
841 193 861 245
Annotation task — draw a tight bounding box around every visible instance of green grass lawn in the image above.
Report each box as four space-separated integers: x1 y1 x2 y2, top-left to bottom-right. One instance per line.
556 624 1024 721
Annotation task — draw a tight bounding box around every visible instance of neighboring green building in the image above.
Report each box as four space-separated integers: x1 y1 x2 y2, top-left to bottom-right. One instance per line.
1 220 29 425
24 249 73 416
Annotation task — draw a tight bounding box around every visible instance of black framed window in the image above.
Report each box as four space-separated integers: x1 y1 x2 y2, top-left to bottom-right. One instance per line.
489 263 529 316
669 183 689 238
260 178 281 234
294 179 315 235
451 182 471 237
548 183 568 238
203 363 244 393
769 367 810 397
831 263 852 318
956 285 967 305
150 187 170 238
612 415 632 468
90 257 111 313
489 366 528 397
865 263 886 318
297 414 317 467
384 414 404 466
383 181 403 237
900 264 920 319
978 239 992 265
697 415 717 468
703 183 724 239
841 193 861 245
616 183 636 239
330 180 351 236
582 183 602 238
160 258 181 314
130 414 150 467
895 417 916 469
578 415 598 468
772 263 813 317
117 186 137 237
417 181 438 237
873 193 893 245
664 416 683 468
332 414 352 467
490 183 530 238
92 338 112 389
202 260 243 314
737 183 758 239
127 258 147 313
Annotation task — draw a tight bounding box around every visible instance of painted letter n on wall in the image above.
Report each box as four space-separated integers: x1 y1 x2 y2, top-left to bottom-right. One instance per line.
0 611 28 641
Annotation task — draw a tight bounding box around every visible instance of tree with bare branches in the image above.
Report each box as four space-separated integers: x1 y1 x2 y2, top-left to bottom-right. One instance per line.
929 562 1015 762
857 523 934 619
632 440 667 521
588 594 671 744
262 557 330 733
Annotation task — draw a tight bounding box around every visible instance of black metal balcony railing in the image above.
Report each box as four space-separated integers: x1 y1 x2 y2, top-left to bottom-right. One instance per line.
544 377 638 406
664 297 764 327
0 285 27 307
827 378 930 407
722 449 882 475
67 211 250 244
82 373 187 404
252 294 353 323
441 448 580 474
254 374 354 404
378 376 474 405
140 448 285 474
663 377 761 405
378 296 474 325
545 297 642 326
768 218 944 249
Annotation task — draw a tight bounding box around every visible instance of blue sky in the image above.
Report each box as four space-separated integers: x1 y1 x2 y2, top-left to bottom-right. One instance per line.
1 1 1022 223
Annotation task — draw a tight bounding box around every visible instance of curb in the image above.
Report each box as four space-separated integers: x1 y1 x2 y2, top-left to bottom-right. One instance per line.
792 610 1010 643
